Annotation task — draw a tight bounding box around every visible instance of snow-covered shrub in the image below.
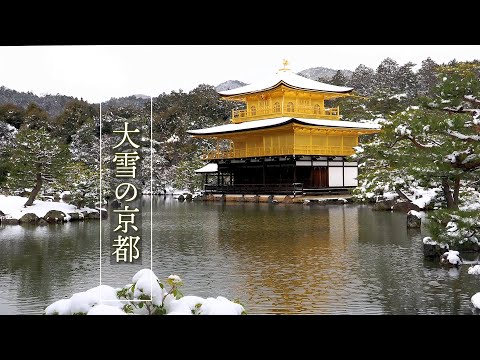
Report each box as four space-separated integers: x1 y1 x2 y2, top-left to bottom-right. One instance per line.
45 269 246 315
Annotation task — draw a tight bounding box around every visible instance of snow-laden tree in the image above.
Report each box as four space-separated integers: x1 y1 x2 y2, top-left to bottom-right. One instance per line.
354 61 480 246
397 61 417 98
0 103 25 129
7 128 71 206
349 64 375 96
331 70 348 87
375 58 401 95
0 120 17 187
417 57 439 97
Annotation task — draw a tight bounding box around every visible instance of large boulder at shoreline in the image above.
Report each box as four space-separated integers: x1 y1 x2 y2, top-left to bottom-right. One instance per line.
44 210 67 223
19 213 40 224
372 200 394 211
423 237 449 258
68 212 84 222
407 210 421 228
85 211 100 219
392 201 420 213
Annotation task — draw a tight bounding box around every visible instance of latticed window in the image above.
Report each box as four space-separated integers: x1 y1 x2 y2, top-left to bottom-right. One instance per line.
273 102 280 113
250 105 256 116
286 102 294 112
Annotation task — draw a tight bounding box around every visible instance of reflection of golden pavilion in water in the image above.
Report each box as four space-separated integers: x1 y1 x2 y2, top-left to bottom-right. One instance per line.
189 60 380 195
212 205 362 313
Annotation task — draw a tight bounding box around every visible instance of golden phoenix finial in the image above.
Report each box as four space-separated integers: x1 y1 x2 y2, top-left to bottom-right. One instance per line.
279 59 290 71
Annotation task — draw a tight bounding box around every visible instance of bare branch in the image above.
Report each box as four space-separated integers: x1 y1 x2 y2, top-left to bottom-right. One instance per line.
388 135 437 150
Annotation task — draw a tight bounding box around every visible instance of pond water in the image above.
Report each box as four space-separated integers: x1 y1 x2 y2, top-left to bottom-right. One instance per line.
0 196 479 315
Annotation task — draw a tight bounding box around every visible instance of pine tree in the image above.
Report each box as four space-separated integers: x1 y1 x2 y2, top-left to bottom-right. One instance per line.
375 57 400 95
397 61 417 99
0 103 25 129
54 99 98 143
22 103 51 131
349 64 375 96
331 70 348 86
355 61 480 246
417 57 439 97
7 128 71 206
0 120 16 187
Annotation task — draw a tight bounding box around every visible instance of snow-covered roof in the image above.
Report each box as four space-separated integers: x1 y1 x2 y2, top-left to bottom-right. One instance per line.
218 70 353 97
187 117 380 136
194 163 218 173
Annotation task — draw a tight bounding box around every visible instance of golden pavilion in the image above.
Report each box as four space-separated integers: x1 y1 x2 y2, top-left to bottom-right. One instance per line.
188 61 380 195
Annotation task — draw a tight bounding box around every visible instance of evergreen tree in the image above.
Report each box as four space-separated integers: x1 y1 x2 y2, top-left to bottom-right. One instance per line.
331 70 348 86
397 61 417 98
54 99 98 143
7 128 71 206
349 64 375 96
0 104 25 129
355 61 480 246
21 103 51 131
375 57 400 95
0 120 16 187
417 57 439 97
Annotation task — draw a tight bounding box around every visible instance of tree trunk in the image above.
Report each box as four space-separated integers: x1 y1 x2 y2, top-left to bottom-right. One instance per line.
24 172 42 207
453 176 460 206
442 178 458 210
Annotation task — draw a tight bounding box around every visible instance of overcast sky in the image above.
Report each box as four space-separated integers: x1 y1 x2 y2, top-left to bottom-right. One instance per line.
0 45 478 103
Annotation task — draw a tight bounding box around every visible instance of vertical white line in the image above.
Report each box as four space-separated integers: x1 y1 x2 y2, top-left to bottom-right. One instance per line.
150 97 154 298
150 96 153 273
99 102 102 287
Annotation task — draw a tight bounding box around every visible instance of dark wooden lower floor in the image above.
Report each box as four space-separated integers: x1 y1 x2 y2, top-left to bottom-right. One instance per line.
201 156 358 196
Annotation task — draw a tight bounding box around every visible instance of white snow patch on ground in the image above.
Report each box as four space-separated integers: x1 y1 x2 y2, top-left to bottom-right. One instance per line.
0 195 96 220
412 188 439 209
383 192 398 201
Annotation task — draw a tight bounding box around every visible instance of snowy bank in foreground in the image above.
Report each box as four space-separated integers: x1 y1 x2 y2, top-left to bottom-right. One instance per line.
45 269 246 315
0 195 97 221
472 293 480 310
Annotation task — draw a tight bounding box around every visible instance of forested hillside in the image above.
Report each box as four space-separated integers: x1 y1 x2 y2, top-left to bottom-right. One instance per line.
0 57 477 214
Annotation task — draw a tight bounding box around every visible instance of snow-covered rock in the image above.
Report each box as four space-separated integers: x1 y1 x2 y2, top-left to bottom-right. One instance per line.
87 304 127 315
467 265 480 275
0 195 96 222
472 293 480 310
440 250 462 266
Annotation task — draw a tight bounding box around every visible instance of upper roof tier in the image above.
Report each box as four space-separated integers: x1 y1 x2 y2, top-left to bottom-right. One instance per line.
218 69 353 97
188 117 380 136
